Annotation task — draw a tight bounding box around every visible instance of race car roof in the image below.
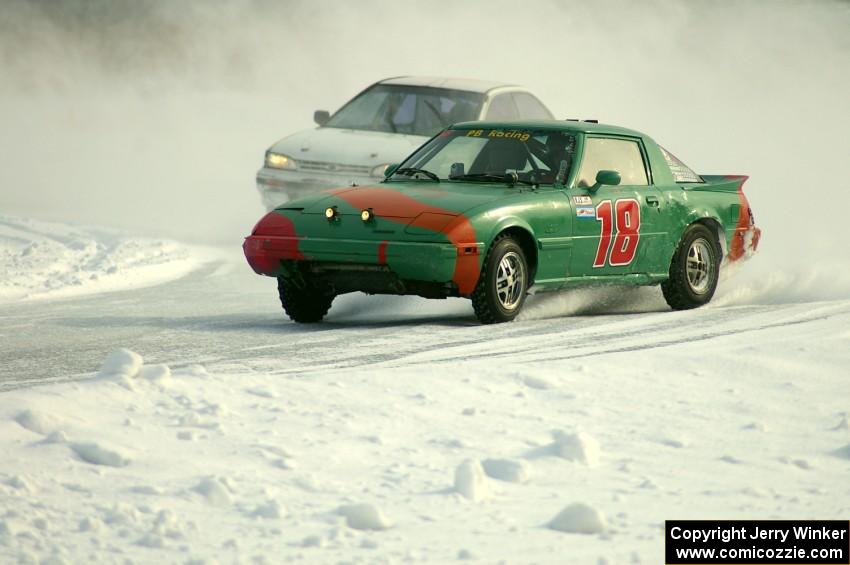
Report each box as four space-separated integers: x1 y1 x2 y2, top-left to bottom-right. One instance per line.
451 119 647 138
378 76 519 94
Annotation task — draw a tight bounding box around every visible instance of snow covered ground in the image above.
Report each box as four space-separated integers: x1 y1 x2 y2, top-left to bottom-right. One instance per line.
0 216 216 303
1 226 849 563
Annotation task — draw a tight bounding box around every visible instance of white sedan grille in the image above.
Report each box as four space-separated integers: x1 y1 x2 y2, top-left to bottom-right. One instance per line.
298 159 372 176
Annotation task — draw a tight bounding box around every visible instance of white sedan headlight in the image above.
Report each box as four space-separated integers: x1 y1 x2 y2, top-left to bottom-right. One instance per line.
370 163 391 177
265 152 297 170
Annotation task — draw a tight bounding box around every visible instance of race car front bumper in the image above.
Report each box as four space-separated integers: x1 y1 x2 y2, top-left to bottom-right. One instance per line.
243 234 475 297
243 234 464 280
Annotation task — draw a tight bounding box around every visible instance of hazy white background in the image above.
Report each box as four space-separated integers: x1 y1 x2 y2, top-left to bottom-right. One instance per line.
2 0 848 273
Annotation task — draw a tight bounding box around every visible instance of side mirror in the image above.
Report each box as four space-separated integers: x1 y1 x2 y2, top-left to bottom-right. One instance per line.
314 110 330 126
590 169 621 192
384 163 400 178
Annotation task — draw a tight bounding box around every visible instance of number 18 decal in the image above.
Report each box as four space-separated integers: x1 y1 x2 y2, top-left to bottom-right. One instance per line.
593 198 641 267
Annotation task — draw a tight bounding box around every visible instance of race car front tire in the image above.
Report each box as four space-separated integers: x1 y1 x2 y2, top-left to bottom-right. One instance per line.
661 223 721 310
277 277 334 323
472 235 529 324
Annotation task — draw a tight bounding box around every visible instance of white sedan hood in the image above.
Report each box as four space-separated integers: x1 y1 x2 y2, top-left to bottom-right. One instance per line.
268 127 429 168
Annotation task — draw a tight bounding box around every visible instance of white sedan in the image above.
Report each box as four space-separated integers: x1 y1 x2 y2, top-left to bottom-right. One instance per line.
256 76 554 209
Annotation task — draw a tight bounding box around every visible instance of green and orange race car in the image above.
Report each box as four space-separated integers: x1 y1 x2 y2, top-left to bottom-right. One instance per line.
244 120 760 324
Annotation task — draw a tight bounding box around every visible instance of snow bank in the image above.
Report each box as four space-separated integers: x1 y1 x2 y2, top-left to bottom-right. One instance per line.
13 409 62 435
453 459 490 501
0 215 213 303
191 477 233 507
250 499 285 520
338 503 392 531
98 348 144 379
548 503 608 534
551 431 601 466
481 458 531 483
69 441 131 467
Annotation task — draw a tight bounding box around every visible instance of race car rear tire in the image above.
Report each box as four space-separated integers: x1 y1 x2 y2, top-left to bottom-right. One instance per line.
472 235 529 324
661 224 721 310
277 277 334 323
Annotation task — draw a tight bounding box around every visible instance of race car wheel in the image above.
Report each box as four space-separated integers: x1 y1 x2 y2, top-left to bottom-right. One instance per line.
472 235 529 324
661 223 721 310
277 277 334 323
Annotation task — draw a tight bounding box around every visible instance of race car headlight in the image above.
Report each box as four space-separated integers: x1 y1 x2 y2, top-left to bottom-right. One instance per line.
266 152 297 170
370 163 390 177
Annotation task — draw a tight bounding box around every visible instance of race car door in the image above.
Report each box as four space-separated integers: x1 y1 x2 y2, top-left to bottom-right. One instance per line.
567 136 663 277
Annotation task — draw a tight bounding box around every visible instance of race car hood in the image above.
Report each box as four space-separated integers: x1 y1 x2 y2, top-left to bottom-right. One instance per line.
292 182 519 221
268 127 428 170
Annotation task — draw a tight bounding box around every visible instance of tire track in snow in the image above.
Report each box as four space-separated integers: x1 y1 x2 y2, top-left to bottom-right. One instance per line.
256 301 850 376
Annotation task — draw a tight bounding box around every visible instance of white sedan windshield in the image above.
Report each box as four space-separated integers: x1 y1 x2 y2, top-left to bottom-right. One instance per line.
324 85 484 137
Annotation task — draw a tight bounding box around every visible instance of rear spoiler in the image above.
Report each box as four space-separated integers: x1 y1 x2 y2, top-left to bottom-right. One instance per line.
691 175 749 193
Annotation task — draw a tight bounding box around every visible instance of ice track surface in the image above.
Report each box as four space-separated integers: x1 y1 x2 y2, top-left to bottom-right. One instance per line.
3 251 849 390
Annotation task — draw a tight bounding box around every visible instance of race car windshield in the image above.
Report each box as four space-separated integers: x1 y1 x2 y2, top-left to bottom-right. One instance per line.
324 85 484 137
391 129 577 184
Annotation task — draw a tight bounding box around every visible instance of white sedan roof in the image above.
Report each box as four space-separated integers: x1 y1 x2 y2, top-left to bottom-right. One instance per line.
378 76 519 94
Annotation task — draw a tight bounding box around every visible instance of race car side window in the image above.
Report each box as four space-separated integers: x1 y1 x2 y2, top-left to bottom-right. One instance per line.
485 94 519 121
576 137 649 187
658 146 704 183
